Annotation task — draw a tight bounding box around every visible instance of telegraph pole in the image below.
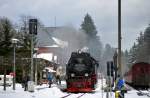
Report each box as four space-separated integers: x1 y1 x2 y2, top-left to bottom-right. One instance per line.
3 58 7 91
13 43 16 90
29 19 37 82
118 0 122 76
115 1 124 98
31 29 34 81
34 48 38 85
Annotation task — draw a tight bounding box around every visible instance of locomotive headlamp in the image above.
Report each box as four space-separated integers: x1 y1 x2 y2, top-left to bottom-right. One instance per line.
85 73 88 77
71 73 75 77
78 50 82 54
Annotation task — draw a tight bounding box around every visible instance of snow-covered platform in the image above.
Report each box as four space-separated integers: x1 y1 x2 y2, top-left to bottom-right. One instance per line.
0 79 149 98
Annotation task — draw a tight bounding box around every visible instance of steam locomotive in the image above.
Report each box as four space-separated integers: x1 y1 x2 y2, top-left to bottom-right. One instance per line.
124 62 150 89
66 51 99 92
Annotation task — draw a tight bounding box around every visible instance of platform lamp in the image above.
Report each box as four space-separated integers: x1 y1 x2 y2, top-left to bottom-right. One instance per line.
11 38 19 90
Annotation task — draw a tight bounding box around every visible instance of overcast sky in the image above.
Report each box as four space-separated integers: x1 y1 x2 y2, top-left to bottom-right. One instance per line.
0 0 150 50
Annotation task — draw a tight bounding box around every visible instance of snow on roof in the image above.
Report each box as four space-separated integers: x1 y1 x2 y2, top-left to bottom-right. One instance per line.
37 26 67 47
43 67 56 73
52 37 68 48
0 75 13 77
42 44 60 48
33 53 53 62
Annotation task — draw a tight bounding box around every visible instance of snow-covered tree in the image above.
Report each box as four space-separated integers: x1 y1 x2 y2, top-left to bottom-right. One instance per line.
80 13 102 61
128 24 150 65
81 13 97 37
143 24 150 62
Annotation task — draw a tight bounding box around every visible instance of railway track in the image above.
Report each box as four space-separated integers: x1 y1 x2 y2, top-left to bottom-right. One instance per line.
60 93 86 98
61 93 72 98
136 90 150 97
76 93 86 98
125 84 150 97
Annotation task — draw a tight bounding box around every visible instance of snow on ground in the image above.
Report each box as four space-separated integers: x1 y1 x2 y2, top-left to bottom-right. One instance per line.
125 90 150 98
0 79 149 98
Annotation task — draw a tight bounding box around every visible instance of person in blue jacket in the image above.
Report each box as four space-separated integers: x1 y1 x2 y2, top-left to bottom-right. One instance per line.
116 76 125 98
117 77 124 90
47 72 53 88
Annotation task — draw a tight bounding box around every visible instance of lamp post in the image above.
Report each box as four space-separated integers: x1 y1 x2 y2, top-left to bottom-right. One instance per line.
11 38 19 90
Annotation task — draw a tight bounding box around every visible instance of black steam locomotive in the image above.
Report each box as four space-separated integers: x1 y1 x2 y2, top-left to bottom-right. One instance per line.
66 51 99 92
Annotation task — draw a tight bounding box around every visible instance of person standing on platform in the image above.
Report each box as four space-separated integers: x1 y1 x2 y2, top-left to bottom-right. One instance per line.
23 75 30 91
56 66 63 85
47 72 53 88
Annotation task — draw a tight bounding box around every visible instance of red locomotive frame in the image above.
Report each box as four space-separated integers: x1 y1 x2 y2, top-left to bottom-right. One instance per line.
66 74 97 92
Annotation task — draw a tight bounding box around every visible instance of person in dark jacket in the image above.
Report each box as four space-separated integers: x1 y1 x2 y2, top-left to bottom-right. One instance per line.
23 75 30 91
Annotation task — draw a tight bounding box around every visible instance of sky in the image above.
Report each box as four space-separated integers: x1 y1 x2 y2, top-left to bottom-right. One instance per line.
0 0 150 50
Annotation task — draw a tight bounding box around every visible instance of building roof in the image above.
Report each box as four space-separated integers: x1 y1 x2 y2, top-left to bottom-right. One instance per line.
33 53 53 62
37 26 68 47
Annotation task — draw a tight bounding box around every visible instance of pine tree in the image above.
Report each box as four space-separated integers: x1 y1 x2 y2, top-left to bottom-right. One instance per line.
0 17 16 76
122 50 130 73
81 13 97 37
128 24 150 65
143 24 150 62
144 24 150 44
136 32 147 62
80 14 102 61
128 43 138 65
0 17 14 56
